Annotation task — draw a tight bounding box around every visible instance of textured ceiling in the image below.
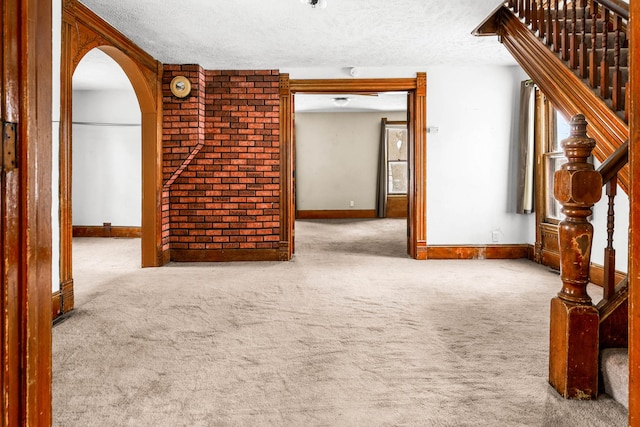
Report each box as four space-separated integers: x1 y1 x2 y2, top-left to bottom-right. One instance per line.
73 0 515 112
78 0 513 69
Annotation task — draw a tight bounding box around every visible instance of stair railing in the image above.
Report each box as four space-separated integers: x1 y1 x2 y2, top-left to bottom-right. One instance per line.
506 0 629 118
596 138 628 300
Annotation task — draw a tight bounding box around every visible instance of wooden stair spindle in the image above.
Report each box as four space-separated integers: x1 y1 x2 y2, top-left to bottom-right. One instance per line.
532 0 539 33
569 0 578 69
579 0 588 78
589 1 599 89
549 114 602 399
611 15 622 111
546 0 553 46
538 0 545 40
561 0 570 61
600 8 610 99
517 0 523 19
553 0 562 52
603 176 617 300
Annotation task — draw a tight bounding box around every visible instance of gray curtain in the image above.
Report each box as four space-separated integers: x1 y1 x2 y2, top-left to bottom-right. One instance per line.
517 81 535 214
375 118 388 218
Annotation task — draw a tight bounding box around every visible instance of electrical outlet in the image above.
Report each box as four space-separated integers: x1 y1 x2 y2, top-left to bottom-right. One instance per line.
492 231 499 243
349 200 355 208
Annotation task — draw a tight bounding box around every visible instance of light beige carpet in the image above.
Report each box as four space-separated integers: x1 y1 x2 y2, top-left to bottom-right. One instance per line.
53 219 628 426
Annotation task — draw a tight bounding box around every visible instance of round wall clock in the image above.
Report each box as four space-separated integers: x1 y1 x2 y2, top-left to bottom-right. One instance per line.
170 75 191 98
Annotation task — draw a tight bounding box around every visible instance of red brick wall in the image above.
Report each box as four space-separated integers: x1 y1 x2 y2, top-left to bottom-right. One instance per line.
162 68 280 261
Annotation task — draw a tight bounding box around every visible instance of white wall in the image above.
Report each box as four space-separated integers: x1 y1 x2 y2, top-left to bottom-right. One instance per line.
426 65 535 245
295 112 406 211
288 65 535 246
590 162 629 273
72 89 141 226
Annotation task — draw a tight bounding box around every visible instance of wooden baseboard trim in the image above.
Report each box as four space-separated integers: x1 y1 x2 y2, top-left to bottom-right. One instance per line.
426 245 531 260
73 224 142 238
60 278 74 313
296 210 376 219
415 242 428 260
160 248 171 266
52 291 61 320
170 249 280 262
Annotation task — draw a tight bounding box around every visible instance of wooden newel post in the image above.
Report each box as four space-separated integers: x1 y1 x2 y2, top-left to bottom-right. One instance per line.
549 114 602 399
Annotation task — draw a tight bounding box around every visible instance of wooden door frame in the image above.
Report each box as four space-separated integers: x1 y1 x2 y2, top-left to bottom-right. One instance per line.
628 1 639 423
279 74 427 259
1 0 53 423
57 1 164 315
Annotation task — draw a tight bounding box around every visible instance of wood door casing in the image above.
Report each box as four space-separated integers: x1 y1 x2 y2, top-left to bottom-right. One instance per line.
1 0 53 424
285 74 427 259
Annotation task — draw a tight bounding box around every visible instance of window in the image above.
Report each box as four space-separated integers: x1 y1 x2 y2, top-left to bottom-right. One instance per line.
543 110 570 223
386 124 408 194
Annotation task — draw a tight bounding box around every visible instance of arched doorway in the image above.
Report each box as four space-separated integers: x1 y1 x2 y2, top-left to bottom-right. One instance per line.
56 0 163 317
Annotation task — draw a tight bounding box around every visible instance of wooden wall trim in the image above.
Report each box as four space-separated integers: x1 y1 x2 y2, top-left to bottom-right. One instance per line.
289 78 417 93
385 195 408 218
2 0 53 423
411 73 427 259
52 292 61 320
296 210 376 220
72 225 142 238
60 0 165 323
499 6 629 193
627 1 639 420
171 249 280 263
285 74 427 260
279 74 293 261
426 245 532 260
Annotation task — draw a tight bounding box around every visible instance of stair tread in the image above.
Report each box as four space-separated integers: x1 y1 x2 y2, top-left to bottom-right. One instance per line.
601 348 628 409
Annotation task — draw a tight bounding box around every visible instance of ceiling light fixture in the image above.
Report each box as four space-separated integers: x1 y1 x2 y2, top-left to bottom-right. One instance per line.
332 97 350 107
300 0 327 9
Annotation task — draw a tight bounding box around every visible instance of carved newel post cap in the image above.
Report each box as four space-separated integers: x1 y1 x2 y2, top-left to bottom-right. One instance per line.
561 114 596 163
553 114 602 209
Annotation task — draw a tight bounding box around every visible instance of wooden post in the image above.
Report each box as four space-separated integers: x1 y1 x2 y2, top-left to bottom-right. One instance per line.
549 114 602 399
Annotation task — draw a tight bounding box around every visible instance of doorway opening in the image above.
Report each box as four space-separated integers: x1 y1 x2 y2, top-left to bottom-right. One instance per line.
293 92 409 258
70 49 143 305
280 75 427 260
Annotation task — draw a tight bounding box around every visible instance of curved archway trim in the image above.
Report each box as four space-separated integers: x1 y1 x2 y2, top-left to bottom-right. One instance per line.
57 0 164 316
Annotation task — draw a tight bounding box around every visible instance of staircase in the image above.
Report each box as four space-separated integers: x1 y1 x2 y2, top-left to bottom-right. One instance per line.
474 0 629 407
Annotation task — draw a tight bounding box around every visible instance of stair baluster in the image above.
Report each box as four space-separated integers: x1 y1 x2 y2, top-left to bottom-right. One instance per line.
589 1 599 88
538 0 545 40
562 0 570 60
604 177 617 300
596 138 628 300
546 0 553 46
600 8 610 99
570 0 578 69
553 0 561 52
532 0 538 32
579 0 588 77
611 15 622 110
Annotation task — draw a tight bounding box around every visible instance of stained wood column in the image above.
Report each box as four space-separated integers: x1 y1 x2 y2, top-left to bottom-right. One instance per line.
1 0 53 423
59 7 75 313
628 0 640 422
279 74 292 261
410 72 427 260
549 114 601 399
